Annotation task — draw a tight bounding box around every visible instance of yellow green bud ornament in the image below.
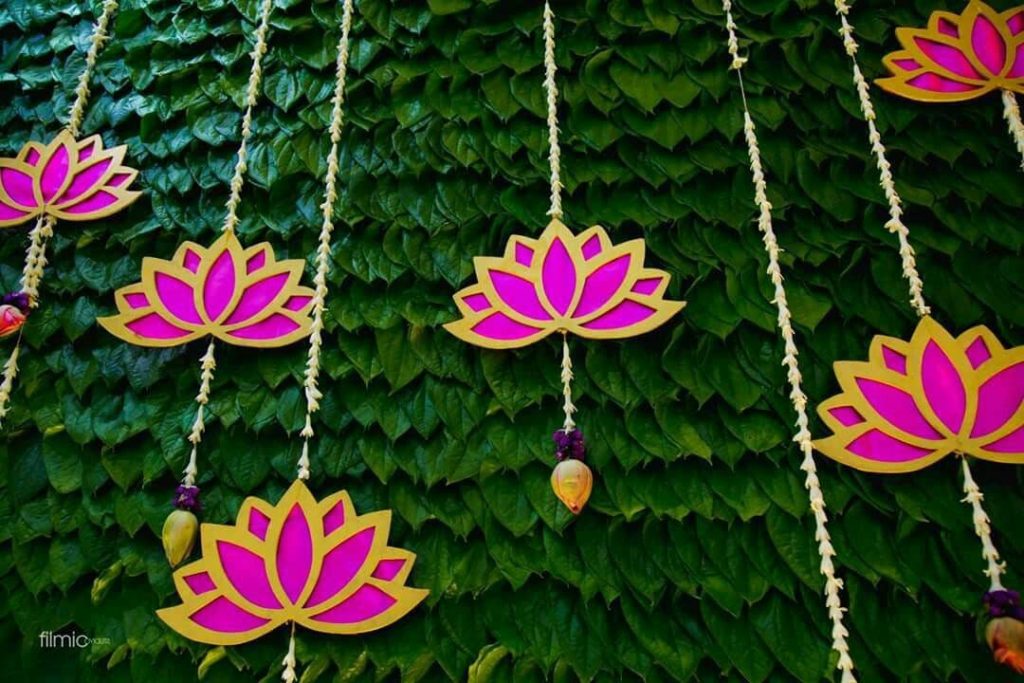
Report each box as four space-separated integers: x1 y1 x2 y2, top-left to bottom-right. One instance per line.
162 485 201 567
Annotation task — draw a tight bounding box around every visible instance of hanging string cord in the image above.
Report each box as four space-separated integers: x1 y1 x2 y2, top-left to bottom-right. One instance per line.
721 5 857 681
298 0 355 481
182 0 275 483
542 2 563 220
560 334 576 432
1000 90 1024 171
0 0 120 428
221 0 274 236
281 623 298 683
833 0 929 318
960 455 1007 591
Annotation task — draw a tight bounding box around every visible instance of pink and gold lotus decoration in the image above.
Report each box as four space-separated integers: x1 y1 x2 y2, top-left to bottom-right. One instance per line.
98 231 314 348
814 317 1024 473
0 130 140 228
445 219 684 349
157 479 428 645
878 0 1024 103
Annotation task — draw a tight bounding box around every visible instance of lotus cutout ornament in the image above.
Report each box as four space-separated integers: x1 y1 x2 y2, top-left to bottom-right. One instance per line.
814 317 1024 473
878 0 1024 103
0 130 140 228
99 231 314 348
445 219 684 349
157 479 428 645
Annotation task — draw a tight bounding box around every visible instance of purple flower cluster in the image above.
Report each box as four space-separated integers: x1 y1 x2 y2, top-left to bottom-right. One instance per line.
985 589 1024 620
552 428 585 462
173 484 201 512
2 292 30 313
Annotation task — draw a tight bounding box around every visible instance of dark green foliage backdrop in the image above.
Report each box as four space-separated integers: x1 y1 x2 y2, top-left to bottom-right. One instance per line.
2 0 1024 680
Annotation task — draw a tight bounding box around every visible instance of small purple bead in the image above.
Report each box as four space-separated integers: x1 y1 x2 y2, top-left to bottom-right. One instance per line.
2 292 30 312
552 427 585 462
173 484 202 512
984 589 1024 620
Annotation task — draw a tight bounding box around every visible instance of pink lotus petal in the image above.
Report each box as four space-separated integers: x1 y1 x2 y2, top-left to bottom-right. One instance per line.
1009 10 1024 35
190 596 271 632
1 167 37 208
631 277 662 296
907 72 982 93
541 237 577 315
155 272 202 325
581 300 655 331
224 273 290 325
847 429 937 463
573 254 631 318
304 528 375 608
217 541 281 609
921 340 967 433
183 249 201 273
471 311 543 341
248 508 270 540
124 293 148 309
581 235 602 260
970 12 1007 75
893 58 922 71
184 572 216 594
970 362 1024 438
830 406 865 427
39 143 70 202
203 250 236 321
514 243 533 266
25 148 41 166
983 424 1024 453
461 292 490 312
1011 42 1024 78
55 157 111 204
323 501 346 536
310 585 395 624
284 295 312 312
227 314 301 341
938 18 959 36
276 504 313 604
855 378 944 439
914 37 983 79
61 190 122 216
125 313 192 340
246 251 266 273
0 204 30 221
108 172 131 188
77 140 95 161
490 270 552 320
882 346 908 374
372 559 406 581
965 336 993 369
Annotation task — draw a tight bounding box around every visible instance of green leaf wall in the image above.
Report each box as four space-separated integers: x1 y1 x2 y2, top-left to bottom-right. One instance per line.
2 0 1023 681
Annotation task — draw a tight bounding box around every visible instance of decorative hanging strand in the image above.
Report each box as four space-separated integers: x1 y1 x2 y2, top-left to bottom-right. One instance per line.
832 0 929 318
833 0 1009 598
297 0 355 482
179 0 275 489
560 334 576 432
542 1 562 220
0 0 121 427
1001 90 1024 172
720 4 858 681
961 456 1007 591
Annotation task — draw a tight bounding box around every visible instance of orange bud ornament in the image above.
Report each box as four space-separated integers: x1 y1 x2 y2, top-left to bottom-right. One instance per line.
985 590 1024 674
0 292 31 338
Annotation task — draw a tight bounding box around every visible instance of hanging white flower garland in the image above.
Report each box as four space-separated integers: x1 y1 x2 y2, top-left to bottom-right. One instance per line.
720 3 858 681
